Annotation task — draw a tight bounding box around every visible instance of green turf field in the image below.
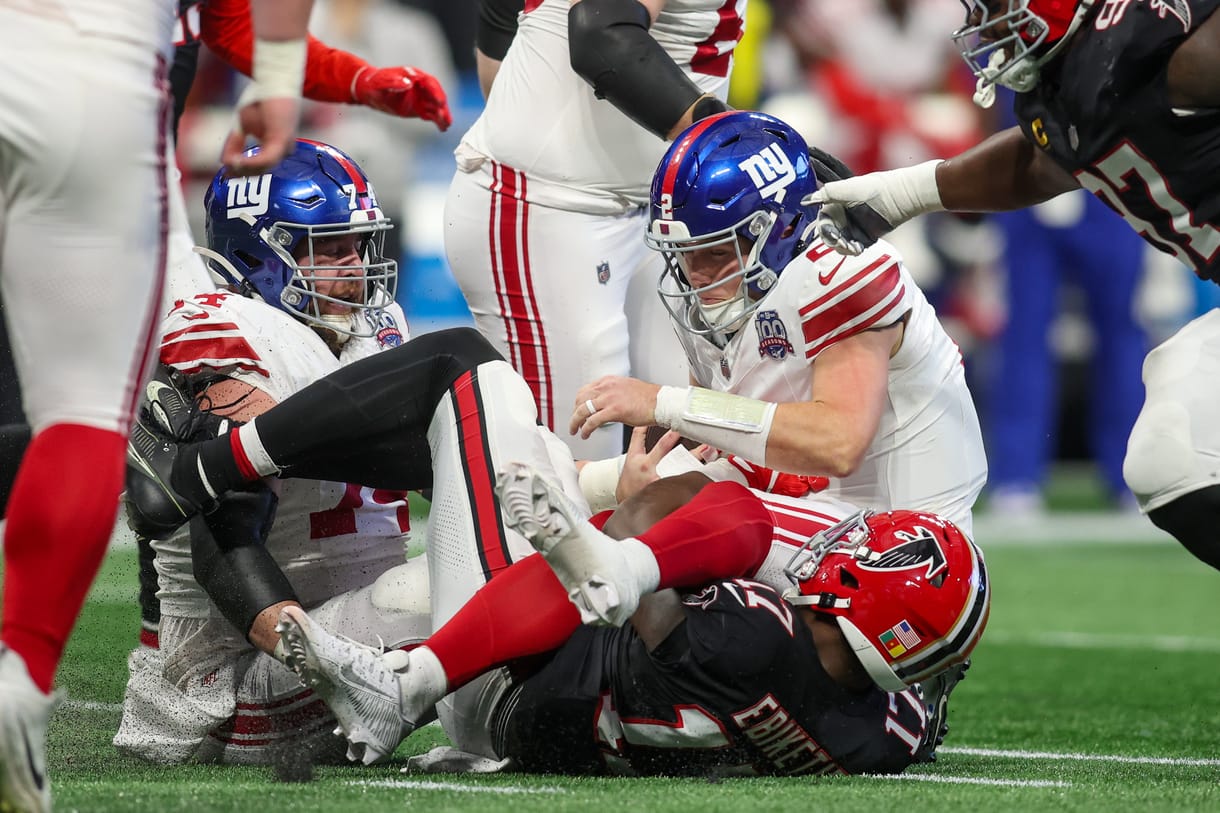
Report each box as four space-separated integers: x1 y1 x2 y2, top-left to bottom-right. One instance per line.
24 506 1220 811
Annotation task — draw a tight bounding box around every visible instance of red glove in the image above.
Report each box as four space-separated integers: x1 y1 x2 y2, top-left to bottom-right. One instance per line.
352 66 452 131
725 455 830 498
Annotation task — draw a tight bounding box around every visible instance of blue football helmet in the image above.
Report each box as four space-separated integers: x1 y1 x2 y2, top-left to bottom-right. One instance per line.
202 139 397 339
647 111 820 347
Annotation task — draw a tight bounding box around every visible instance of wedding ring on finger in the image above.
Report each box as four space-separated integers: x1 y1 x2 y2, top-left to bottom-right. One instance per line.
585 399 597 416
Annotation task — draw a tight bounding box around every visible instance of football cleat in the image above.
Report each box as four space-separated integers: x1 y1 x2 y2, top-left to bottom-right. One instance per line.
123 367 223 539
276 607 422 765
495 462 640 627
124 421 202 539
913 659 970 764
0 647 59 813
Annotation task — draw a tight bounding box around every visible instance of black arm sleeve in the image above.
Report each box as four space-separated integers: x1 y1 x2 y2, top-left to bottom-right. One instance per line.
190 486 298 638
477 0 525 60
568 0 715 139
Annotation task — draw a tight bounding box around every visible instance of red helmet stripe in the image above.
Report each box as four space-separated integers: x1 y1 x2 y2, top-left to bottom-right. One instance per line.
299 138 371 208
659 111 736 216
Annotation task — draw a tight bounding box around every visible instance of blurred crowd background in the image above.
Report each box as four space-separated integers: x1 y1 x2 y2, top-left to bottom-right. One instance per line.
168 0 1219 520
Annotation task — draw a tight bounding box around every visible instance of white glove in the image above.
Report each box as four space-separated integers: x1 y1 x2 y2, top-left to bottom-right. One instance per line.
803 160 946 256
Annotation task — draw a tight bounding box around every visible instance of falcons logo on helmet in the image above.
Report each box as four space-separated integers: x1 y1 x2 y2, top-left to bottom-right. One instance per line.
860 526 948 580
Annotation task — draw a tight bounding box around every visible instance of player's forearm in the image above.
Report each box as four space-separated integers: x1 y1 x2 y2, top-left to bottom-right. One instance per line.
568 0 726 140
251 0 312 41
937 126 1079 212
650 389 877 478
762 400 878 478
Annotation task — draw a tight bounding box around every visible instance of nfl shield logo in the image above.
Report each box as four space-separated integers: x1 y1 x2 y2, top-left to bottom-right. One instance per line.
597 261 611 285
755 310 794 359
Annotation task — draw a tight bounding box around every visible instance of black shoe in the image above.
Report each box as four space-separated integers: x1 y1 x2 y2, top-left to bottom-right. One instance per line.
912 659 970 764
124 420 202 538
123 367 217 538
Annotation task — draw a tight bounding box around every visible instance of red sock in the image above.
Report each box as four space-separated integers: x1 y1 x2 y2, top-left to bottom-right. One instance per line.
425 555 580 689
639 481 774 589
2 424 126 692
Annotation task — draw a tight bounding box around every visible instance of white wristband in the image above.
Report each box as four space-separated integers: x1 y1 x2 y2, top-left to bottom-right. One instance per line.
653 386 776 465
578 454 627 514
252 38 307 101
893 159 945 217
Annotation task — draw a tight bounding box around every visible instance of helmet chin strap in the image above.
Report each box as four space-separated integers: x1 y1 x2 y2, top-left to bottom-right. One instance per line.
698 297 747 331
973 47 1041 107
318 313 355 346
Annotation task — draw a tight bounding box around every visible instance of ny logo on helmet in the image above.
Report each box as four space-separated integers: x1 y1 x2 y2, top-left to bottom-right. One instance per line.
226 174 272 219
739 144 796 203
860 525 948 580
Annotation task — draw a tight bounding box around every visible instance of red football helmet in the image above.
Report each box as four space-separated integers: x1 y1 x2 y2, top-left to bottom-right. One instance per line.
782 510 991 692
952 0 1096 97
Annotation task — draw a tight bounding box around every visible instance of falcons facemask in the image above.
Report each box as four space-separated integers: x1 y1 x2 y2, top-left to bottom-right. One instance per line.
952 0 1096 104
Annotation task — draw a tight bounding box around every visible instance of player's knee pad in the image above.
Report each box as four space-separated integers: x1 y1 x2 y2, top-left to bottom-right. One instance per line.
1147 485 1220 571
369 556 432 617
1122 399 1197 509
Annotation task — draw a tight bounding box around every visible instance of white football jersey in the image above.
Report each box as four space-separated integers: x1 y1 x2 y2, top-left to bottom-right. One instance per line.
457 0 748 214
38 0 176 53
152 292 416 619
675 238 987 531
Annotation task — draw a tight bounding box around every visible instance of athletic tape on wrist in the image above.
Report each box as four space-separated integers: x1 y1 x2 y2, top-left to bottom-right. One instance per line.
901 159 945 215
253 38 306 100
578 454 627 513
654 386 775 464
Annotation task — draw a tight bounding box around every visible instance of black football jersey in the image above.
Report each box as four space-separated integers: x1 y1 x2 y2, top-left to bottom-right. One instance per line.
1013 1 1220 280
499 580 928 777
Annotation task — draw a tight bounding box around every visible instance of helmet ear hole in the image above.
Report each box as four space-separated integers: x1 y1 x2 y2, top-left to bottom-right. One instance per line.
233 250 262 270
837 567 858 589
929 571 947 588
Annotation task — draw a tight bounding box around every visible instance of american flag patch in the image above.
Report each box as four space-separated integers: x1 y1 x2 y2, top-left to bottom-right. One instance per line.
892 619 921 649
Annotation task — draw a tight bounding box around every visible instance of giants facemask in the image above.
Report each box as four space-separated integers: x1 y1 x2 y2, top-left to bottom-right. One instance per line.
202 139 397 340
646 111 820 348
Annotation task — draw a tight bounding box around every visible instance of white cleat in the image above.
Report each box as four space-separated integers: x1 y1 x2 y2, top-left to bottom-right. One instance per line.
495 462 640 627
0 647 58 813
275 606 417 765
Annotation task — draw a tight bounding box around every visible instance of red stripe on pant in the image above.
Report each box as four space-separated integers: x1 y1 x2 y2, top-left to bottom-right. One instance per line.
451 370 513 580
487 163 554 430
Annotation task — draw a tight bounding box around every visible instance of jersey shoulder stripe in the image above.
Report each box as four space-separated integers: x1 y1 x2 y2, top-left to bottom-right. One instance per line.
799 258 905 359
158 295 270 378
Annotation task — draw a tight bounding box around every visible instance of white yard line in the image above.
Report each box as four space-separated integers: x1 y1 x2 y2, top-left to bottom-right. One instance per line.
351 780 565 794
983 629 1220 653
61 698 122 714
972 513 1172 546
941 746 1220 768
877 774 1071 788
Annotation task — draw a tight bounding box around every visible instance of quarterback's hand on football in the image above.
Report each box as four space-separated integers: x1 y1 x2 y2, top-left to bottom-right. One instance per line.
804 160 946 256
353 66 452 131
614 426 684 503
572 377 661 439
